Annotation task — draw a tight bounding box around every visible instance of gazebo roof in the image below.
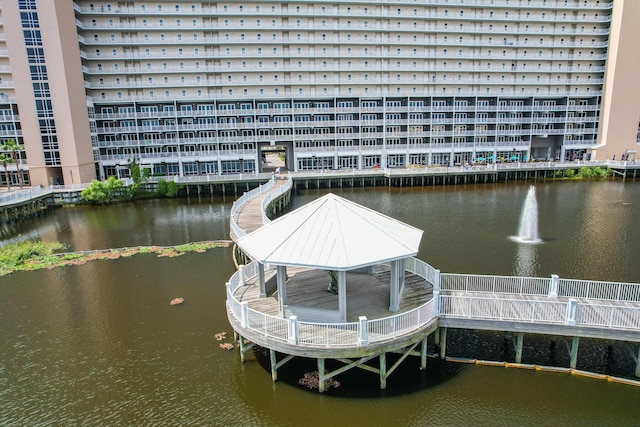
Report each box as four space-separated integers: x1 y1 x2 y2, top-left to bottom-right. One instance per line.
237 193 423 270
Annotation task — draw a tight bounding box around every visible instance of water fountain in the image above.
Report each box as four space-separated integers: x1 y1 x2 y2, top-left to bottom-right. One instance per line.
512 185 543 244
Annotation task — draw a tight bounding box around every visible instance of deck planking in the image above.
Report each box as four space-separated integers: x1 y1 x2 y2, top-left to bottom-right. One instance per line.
233 179 287 238
235 265 434 322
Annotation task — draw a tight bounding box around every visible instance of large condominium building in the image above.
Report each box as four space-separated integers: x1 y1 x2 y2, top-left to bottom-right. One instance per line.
0 0 639 187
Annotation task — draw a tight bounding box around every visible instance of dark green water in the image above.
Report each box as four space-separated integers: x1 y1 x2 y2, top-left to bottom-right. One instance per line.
2 181 640 425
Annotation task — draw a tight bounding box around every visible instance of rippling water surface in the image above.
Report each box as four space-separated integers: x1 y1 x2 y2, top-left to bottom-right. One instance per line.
2 182 640 425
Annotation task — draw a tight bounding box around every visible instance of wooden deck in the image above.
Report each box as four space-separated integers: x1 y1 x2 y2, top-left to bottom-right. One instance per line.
232 178 287 237
234 265 434 322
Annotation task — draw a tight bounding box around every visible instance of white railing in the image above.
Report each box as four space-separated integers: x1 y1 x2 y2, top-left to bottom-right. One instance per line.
440 295 567 324
0 187 53 207
404 257 439 285
260 174 293 225
228 253 640 349
297 322 360 347
226 258 439 347
441 273 550 296
558 278 640 302
440 294 640 332
367 300 435 343
229 176 276 238
441 272 640 303
576 303 640 330
247 308 290 342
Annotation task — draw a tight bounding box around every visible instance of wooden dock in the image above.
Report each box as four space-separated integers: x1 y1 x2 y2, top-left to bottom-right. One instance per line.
224 175 640 391
235 265 433 323
232 178 288 237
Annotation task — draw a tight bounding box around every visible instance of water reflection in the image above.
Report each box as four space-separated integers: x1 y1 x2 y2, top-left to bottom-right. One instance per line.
513 242 539 277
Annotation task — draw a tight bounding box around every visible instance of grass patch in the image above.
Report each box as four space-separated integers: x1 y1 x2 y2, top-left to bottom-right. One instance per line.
0 240 231 277
0 241 67 276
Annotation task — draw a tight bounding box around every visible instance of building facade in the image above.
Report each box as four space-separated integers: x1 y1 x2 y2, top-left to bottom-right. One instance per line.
0 0 638 186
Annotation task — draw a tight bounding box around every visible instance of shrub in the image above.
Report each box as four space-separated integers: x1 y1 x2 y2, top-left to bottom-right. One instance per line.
81 176 126 204
156 178 180 198
576 166 612 179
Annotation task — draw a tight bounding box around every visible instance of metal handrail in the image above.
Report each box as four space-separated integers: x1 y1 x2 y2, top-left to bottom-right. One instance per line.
227 258 439 347
260 174 293 225
227 259 640 348
229 175 276 238
0 187 54 207
440 272 640 303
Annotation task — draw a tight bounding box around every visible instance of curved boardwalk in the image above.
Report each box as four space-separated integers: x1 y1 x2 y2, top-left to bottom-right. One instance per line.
230 176 292 242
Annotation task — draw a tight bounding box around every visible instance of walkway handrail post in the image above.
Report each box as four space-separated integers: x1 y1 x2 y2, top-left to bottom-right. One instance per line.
238 265 245 287
288 315 298 344
358 316 369 346
565 299 578 325
240 301 249 328
549 274 559 297
433 290 440 316
433 269 441 293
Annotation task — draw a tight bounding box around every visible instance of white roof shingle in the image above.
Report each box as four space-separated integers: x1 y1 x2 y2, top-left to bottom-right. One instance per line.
237 193 423 270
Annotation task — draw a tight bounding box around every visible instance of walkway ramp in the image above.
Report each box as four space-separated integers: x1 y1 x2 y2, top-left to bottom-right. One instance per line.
231 177 290 241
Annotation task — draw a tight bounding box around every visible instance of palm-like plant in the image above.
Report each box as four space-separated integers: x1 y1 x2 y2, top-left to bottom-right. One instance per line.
0 153 13 190
2 139 24 187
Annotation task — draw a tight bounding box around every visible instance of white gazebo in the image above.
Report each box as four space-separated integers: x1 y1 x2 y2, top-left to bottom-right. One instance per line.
236 193 424 322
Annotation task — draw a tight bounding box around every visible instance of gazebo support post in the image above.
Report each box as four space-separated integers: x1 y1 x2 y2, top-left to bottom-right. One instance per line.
277 265 287 314
338 270 347 321
389 260 400 312
258 263 266 297
398 258 406 296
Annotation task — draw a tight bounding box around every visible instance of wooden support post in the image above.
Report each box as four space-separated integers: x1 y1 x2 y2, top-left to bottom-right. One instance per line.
636 346 640 378
439 327 447 359
270 349 278 382
317 358 326 393
515 332 524 364
570 336 580 369
420 335 428 370
238 334 246 362
379 352 387 389
434 327 440 346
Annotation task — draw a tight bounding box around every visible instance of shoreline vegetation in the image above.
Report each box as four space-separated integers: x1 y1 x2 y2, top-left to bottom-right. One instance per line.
75 165 614 205
0 240 231 277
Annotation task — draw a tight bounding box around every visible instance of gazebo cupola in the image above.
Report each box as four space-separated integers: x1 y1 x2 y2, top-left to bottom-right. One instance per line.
236 193 423 322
